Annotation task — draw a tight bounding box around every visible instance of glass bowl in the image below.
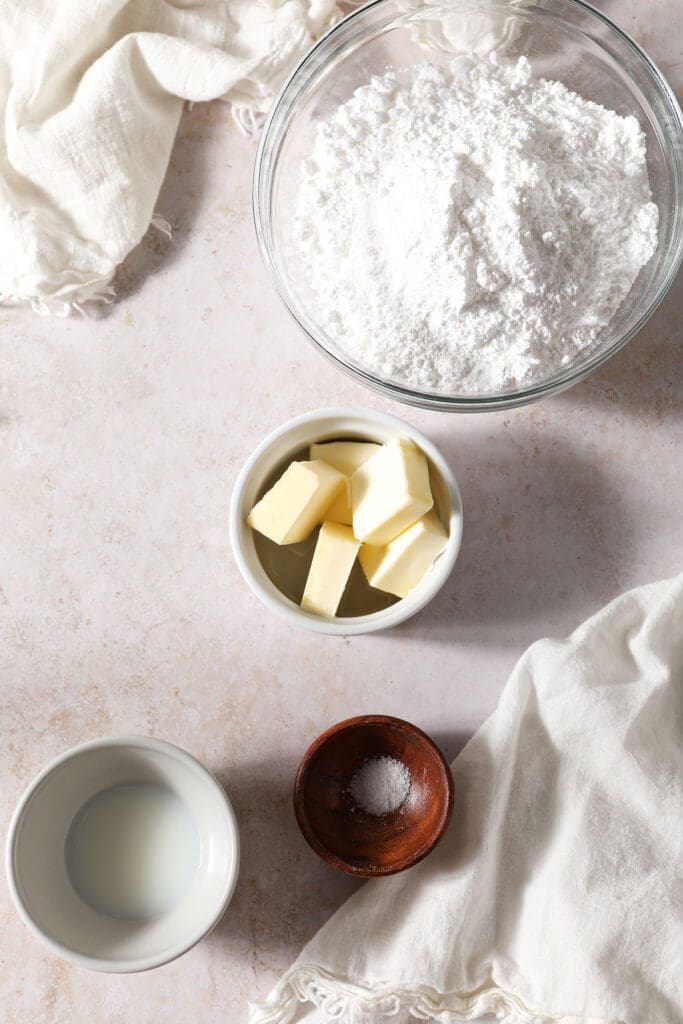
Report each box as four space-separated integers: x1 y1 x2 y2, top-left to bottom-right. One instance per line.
254 0 683 412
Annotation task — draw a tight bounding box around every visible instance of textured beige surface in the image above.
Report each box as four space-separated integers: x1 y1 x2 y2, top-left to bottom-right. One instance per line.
1 2 681 1021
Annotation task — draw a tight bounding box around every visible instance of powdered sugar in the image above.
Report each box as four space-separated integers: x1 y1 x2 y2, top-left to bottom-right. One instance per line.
295 55 658 394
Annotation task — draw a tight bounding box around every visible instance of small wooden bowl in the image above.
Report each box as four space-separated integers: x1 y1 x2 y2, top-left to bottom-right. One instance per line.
293 715 454 876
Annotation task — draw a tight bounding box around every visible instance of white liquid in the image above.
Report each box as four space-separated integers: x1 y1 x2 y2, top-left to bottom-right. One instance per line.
66 784 200 920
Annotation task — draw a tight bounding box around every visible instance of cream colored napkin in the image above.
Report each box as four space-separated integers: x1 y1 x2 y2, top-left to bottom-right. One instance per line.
0 0 338 314
251 575 683 1024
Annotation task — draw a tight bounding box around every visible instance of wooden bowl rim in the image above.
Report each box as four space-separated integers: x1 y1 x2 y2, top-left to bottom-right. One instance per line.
293 714 454 876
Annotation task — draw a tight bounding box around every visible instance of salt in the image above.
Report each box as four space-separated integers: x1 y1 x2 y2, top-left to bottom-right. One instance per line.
349 756 411 816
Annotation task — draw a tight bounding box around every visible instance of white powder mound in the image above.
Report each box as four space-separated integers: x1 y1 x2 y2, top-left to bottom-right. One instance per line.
349 756 411 816
295 55 659 394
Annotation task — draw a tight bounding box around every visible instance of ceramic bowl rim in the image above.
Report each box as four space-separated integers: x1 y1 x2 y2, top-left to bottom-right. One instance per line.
5 735 241 974
228 406 464 635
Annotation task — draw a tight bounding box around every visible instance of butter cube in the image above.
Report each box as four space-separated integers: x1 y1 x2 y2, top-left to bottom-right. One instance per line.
323 488 354 527
301 523 361 617
310 441 381 526
247 460 345 544
310 441 381 476
359 511 448 598
351 438 433 546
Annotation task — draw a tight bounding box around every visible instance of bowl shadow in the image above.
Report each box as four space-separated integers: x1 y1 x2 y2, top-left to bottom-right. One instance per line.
430 729 475 764
397 424 635 643
557 264 683 421
208 759 361 960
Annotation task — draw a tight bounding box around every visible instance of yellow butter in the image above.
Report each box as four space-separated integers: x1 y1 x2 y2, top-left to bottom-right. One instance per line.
310 441 381 476
324 488 353 526
301 522 361 617
358 511 448 598
310 442 381 526
247 460 345 545
351 437 433 546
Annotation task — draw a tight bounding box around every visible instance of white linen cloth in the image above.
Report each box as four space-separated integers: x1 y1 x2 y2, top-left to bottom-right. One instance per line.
0 0 339 314
251 576 683 1024
0 0 532 316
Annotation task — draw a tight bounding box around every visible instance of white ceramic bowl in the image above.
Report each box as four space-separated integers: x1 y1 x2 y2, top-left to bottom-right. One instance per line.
229 407 463 635
5 736 240 973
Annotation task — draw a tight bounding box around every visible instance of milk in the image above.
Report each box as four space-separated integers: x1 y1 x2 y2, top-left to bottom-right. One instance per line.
66 784 200 920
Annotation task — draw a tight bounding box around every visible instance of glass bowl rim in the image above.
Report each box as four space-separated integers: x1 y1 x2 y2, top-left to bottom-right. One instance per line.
253 0 683 412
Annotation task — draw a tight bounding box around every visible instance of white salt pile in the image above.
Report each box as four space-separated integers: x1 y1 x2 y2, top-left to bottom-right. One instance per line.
349 756 411 816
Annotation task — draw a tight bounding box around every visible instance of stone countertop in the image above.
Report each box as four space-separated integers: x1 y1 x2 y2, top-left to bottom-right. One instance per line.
1 2 681 1021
